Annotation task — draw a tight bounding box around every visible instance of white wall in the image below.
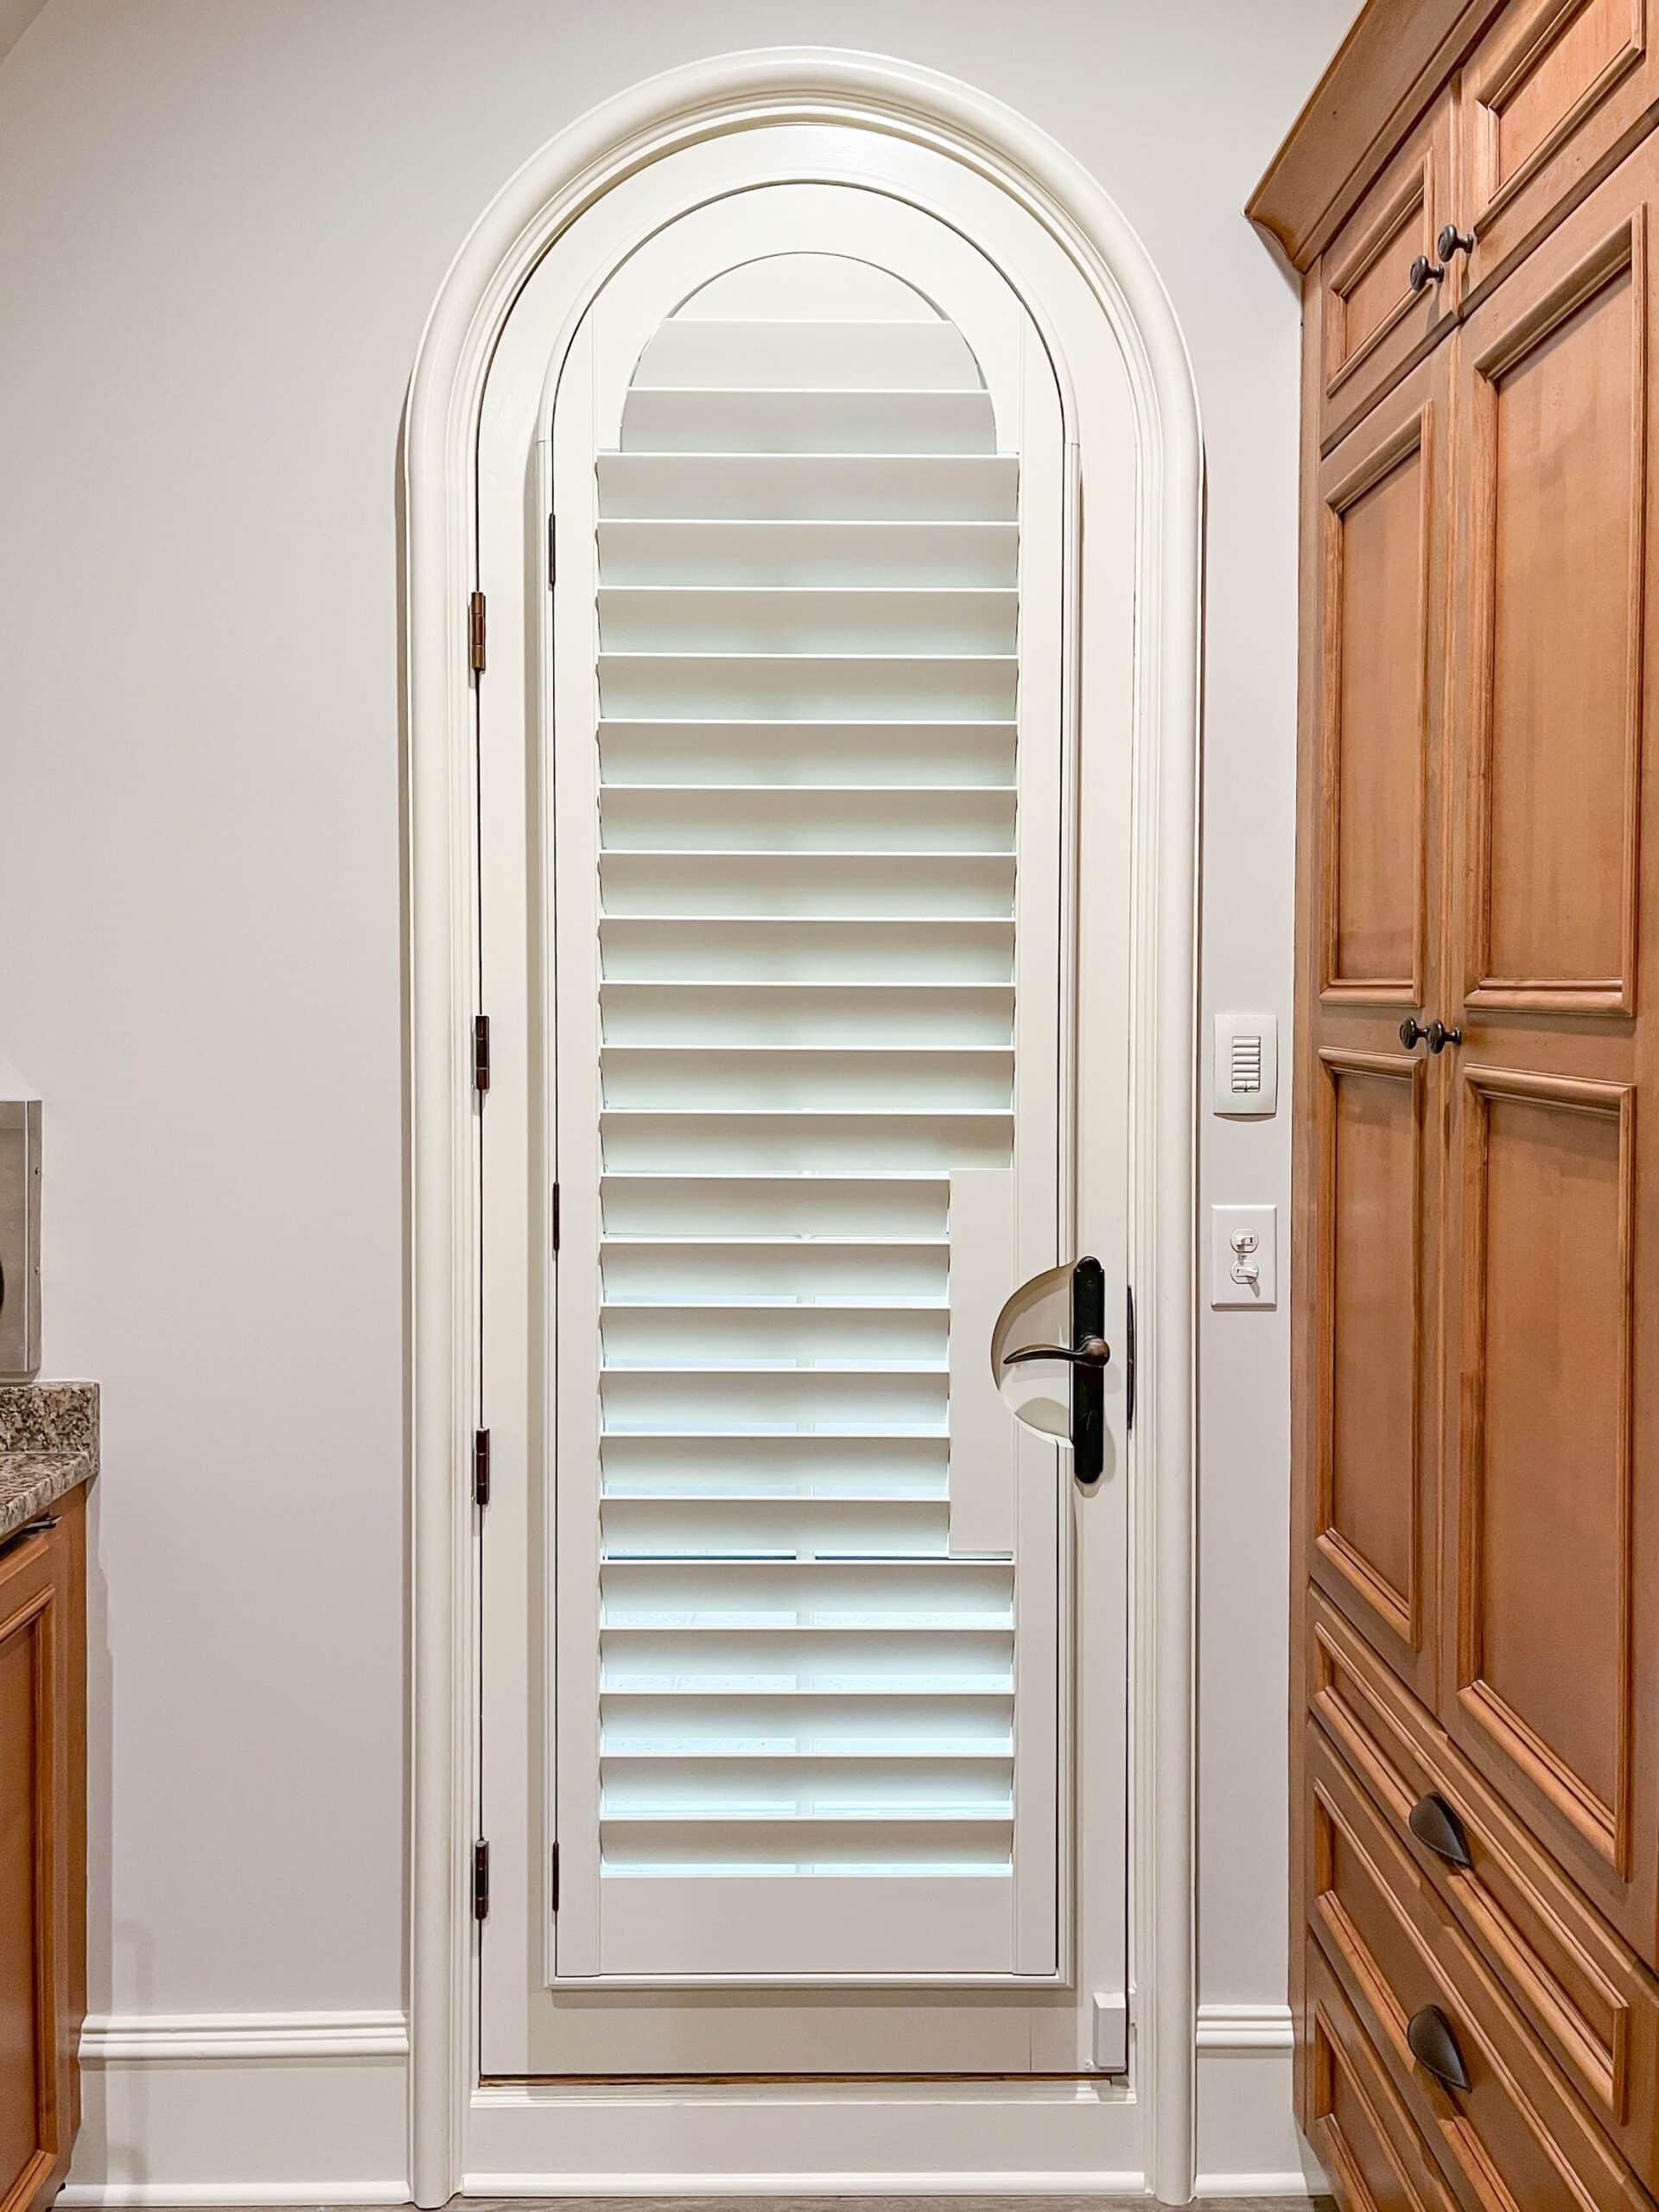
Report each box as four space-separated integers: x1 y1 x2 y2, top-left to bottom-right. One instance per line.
0 0 1354 2188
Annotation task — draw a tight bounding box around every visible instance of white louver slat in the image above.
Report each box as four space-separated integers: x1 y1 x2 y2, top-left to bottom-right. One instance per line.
550 273 1065 1981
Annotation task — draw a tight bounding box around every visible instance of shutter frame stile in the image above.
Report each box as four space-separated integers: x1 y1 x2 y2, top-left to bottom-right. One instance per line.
549 238 1071 1986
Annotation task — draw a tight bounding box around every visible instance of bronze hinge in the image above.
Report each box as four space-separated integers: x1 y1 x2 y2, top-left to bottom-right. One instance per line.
547 512 556 590
473 1427 492 1508
473 1014 492 1094
551 1180 560 1256
468 589 486 673
550 1841 560 1912
473 1838 490 1923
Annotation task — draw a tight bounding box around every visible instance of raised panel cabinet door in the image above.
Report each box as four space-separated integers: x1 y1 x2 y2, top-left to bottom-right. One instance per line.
1319 89 1460 451
1456 0 1659 303
0 1522 70 2212
1300 347 1452 1711
1443 136 1659 1966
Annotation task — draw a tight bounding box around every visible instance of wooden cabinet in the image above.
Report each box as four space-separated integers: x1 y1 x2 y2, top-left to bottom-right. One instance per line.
1320 92 1461 448
1439 148 1659 1959
0 1494 86 2212
1459 0 1659 299
1257 6 1659 2209
1304 346 1452 1711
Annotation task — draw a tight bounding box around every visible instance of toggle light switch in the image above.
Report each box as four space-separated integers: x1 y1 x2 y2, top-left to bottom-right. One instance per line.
1211 1203 1277 1309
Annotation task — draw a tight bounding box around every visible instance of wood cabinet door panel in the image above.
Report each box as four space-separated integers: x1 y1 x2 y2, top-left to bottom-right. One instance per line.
1308 1726 1655 2212
1312 1049 1435 1702
1321 92 1459 450
1460 0 1659 300
0 1530 63 2212
1303 350 1451 1712
1320 399 1440 1003
1453 1069 1632 1846
1445 142 1659 1965
1306 1939 1462 2212
1460 199 1644 1012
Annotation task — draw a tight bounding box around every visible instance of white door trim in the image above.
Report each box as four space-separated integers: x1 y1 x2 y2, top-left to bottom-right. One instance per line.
403 46 1201 2208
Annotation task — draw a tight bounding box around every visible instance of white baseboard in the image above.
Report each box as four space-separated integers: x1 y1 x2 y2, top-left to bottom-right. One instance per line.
62 2009 410 2207
1197 2000 1296 2050
62 2000 1319 2206
466 2175 1152 2197
1195 2001 1325 2201
1196 2176 1323 2199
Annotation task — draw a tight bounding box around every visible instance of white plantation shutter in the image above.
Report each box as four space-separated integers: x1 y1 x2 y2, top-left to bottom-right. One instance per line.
550 245 1067 1981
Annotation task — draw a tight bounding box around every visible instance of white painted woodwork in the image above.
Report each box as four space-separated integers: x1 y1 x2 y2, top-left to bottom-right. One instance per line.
536 219 1069 1987
428 66 1198 2195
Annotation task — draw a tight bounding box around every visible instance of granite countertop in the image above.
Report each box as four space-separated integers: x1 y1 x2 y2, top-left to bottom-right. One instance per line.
0 1382 99 1541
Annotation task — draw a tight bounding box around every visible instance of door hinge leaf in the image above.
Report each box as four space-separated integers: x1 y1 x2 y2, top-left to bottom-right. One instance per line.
473 1838 490 1922
547 512 556 589
468 589 486 672
551 1180 561 1256
474 1014 492 1095
550 1841 560 1913
473 1427 491 1508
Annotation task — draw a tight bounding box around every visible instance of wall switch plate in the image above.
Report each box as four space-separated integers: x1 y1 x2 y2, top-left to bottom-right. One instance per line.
1211 1202 1276 1309
1214 1010 1278 1116
0 1103 41 1380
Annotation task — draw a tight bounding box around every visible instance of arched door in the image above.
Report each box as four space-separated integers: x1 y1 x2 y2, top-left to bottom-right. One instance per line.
476 150 1135 2094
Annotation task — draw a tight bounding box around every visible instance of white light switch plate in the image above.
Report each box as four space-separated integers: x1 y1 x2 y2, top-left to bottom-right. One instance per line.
1211 1203 1277 1308
1213 1010 1279 1116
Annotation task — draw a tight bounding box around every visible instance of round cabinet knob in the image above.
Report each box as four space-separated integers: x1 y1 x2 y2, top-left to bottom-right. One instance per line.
1427 1020 1462 1054
1399 1018 1429 1050
1437 223 1476 261
1409 253 1446 293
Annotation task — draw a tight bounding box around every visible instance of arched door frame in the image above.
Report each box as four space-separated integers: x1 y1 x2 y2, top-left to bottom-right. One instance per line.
403 48 1202 2206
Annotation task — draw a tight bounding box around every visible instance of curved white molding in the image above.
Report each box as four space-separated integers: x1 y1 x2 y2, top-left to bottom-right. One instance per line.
404 48 1201 2209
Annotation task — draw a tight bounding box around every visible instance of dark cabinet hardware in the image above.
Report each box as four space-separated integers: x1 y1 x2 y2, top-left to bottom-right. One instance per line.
1401 1016 1461 1053
1409 253 1445 292
1408 1791 1474 1871
1437 224 1475 261
1407 2005 1471 2094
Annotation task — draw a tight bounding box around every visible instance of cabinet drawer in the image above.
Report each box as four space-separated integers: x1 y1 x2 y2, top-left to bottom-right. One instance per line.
1458 0 1659 294
1307 1724 1654 2212
1309 1591 1659 2183
1320 89 1459 448
1306 1939 1462 2212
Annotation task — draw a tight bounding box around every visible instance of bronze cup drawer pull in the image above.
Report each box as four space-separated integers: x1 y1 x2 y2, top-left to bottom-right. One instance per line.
1408 2004 1472 2094
1408 1790 1474 1871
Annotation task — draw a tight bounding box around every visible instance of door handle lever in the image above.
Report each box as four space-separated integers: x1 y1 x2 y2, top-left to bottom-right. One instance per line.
995 1255 1109 1485
1001 1335 1111 1369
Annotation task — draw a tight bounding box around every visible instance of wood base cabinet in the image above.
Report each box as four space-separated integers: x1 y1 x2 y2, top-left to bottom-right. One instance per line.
0 1493 86 2212
1256 5 1659 2209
